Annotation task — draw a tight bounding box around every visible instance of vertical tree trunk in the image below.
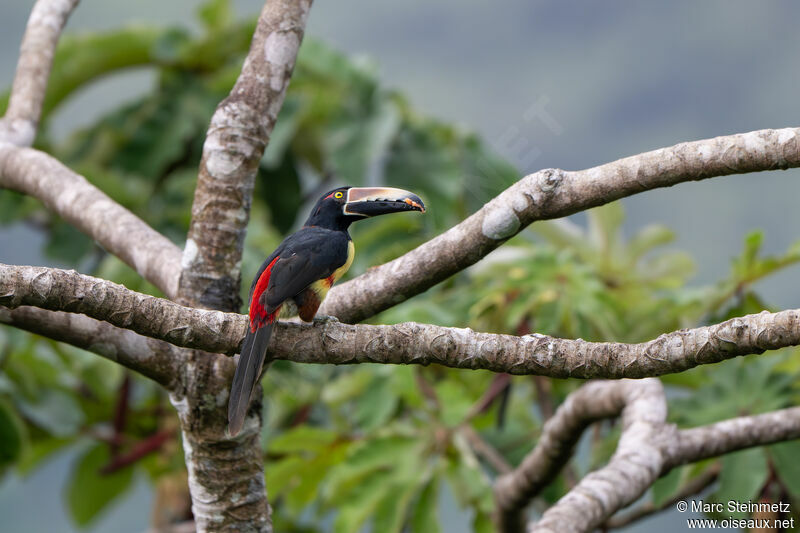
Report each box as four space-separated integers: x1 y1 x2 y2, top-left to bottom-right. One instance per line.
170 351 270 531
169 2 311 529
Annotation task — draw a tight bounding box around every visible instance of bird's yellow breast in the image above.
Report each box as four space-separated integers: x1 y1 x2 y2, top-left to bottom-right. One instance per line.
309 240 354 300
332 240 355 284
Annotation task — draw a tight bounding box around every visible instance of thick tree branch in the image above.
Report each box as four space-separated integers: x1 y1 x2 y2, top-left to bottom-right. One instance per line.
494 379 666 532
0 146 182 297
603 465 720 529
0 264 240 354
0 0 79 146
663 406 800 469
321 127 800 323
179 0 312 310
527 380 668 533
172 3 313 531
519 389 800 533
0 305 178 388
5 264 800 379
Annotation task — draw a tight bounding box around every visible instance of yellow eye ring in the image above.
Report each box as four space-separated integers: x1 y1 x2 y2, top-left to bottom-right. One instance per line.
334 192 344 199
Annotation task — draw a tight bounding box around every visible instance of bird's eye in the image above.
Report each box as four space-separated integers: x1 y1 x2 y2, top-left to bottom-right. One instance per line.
334 192 344 199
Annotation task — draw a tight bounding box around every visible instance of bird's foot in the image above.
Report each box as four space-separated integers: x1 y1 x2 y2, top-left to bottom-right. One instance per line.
313 315 340 325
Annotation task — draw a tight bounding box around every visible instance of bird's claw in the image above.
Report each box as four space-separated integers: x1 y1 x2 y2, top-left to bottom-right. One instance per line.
313 315 339 324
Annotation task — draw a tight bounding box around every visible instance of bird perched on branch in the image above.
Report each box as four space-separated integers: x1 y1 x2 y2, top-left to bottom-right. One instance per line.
228 186 426 435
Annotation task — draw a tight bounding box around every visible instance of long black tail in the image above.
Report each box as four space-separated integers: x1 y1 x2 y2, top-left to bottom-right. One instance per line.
228 322 274 436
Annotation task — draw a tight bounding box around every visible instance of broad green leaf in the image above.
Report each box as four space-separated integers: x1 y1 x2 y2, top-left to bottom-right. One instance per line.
769 441 800 497
627 224 676 261
268 425 338 454
0 190 38 224
265 455 305 499
16 436 71 476
324 436 419 504
332 469 394 533
42 28 164 118
65 444 135 526
258 153 302 233
198 0 233 32
473 510 494 533
321 368 372 405
373 477 420 533
445 443 492 512
0 400 24 473
16 388 84 437
285 443 349 512
587 202 624 254
434 380 475 427
411 476 442 533
355 377 399 431
714 447 768 515
45 221 94 264
651 466 682 507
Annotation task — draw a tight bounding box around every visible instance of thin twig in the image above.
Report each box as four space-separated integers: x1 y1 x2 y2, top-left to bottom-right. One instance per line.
461 425 513 475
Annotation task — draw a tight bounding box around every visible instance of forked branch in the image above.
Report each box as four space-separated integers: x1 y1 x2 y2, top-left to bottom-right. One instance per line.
0 0 80 145
179 0 313 310
0 146 182 297
494 380 800 533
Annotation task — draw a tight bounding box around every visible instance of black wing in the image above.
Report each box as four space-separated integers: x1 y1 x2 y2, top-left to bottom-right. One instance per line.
262 228 349 312
228 227 348 436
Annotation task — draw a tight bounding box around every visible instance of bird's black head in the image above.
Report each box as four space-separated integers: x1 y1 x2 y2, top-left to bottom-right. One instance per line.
304 186 426 231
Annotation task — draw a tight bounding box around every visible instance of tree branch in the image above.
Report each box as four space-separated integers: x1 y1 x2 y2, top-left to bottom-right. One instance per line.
663 406 800 470
519 391 800 532
462 425 513 475
179 0 312 310
171 3 313 531
603 464 720 529
0 0 80 146
5 264 800 379
494 379 666 532
321 127 800 323
0 305 178 388
0 146 182 297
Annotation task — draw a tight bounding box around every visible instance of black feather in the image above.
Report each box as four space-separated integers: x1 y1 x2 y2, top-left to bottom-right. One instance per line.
228 322 274 436
228 225 349 435
264 228 349 309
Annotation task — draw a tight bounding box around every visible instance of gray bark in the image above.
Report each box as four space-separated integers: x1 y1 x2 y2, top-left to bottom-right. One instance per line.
492 380 800 533
322 128 800 323
0 146 182 297
2 0 800 530
495 379 666 532
4 264 800 379
0 305 177 388
530 405 800 532
0 0 79 146
178 0 312 311
171 1 313 531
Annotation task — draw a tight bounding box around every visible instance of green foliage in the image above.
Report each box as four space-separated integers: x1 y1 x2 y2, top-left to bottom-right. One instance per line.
0 399 25 475
65 444 135 526
715 448 769 518
651 467 682 507
2 0 800 529
769 441 800 498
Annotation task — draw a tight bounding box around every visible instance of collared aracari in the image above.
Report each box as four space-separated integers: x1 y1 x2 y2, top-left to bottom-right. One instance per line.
228 186 426 435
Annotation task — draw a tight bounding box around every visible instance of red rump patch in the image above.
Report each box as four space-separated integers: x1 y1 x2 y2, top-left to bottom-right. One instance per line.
250 256 280 332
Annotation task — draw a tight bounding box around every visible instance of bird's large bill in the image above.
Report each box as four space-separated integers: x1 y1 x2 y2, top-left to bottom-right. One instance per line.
344 186 426 216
